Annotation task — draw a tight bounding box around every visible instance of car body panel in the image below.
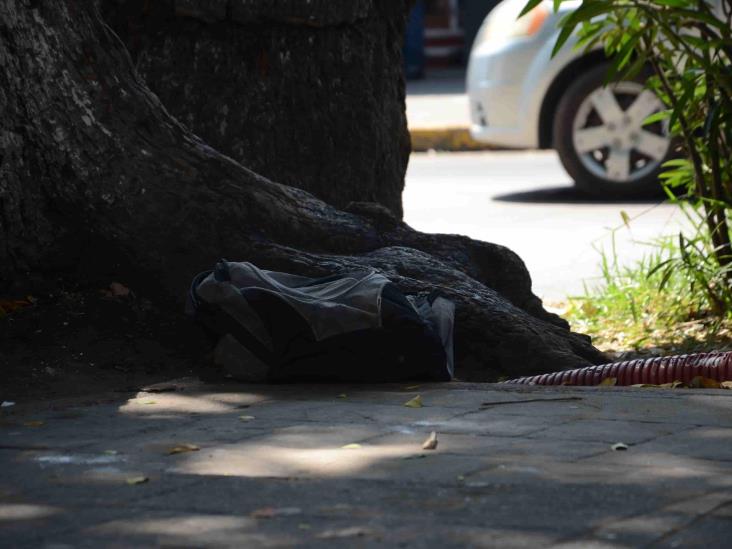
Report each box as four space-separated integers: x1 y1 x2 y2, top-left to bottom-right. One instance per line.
467 0 590 148
467 0 725 150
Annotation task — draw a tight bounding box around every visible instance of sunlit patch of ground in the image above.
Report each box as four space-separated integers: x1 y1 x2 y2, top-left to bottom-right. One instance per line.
546 298 732 360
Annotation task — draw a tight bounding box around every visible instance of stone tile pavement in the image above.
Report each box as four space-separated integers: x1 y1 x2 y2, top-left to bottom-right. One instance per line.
2 380 732 547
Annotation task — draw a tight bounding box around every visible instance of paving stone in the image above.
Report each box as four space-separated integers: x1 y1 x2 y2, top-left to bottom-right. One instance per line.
258 400 462 427
712 502 732 518
0 447 204 506
1 404 158 451
552 541 624 548
579 443 732 476
3 381 732 547
166 429 422 478
655 515 732 548
120 389 269 416
2 506 298 548
364 431 611 464
628 427 732 462
563 392 732 427
551 486 732 546
407 411 562 437
581 513 694 546
418 525 562 548
528 417 675 444
468 459 728 502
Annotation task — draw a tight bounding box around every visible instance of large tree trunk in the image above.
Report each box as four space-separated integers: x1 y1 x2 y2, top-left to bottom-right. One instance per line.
0 1 606 380
101 0 410 216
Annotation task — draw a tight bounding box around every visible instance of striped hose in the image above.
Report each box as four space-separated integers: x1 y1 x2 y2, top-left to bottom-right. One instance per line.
505 351 732 386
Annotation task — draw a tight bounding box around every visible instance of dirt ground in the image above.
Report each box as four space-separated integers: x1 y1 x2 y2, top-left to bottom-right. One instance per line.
5 280 725 405
1 283 201 403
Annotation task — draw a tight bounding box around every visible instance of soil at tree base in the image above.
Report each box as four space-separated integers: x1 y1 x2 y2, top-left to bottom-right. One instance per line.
0 1 607 385
1 284 200 403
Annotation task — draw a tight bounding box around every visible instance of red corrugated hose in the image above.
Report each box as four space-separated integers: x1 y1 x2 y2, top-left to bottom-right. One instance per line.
505 351 732 386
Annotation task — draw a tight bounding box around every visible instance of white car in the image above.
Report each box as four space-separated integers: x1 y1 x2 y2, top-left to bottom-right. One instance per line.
467 0 672 197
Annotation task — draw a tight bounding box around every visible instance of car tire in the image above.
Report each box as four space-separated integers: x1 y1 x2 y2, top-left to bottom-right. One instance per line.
553 63 672 199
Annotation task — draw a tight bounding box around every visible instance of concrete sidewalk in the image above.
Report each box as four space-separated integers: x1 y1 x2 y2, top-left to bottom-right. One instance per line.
407 69 493 152
2 380 732 547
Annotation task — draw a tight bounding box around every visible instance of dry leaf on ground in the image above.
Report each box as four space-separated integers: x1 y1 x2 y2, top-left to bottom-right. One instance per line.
142 385 178 393
108 282 131 297
689 376 721 389
23 420 44 428
126 476 149 485
721 381 732 389
167 443 200 455
0 298 34 316
316 526 372 539
251 507 276 519
422 431 438 450
599 377 617 386
341 443 362 450
250 507 302 519
404 395 423 408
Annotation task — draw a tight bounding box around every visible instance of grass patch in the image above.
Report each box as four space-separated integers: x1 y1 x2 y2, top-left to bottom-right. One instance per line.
557 235 732 357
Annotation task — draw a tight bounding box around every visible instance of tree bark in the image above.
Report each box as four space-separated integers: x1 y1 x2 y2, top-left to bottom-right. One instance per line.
0 0 606 380
101 0 410 216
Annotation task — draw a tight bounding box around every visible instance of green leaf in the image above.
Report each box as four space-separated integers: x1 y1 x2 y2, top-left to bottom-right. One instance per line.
643 110 670 126
552 20 579 57
519 0 544 18
552 1 615 57
620 210 631 229
605 32 642 83
654 0 692 7
676 8 728 31
703 100 720 138
618 52 646 81
662 158 692 168
669 83 695 131
646 258 674 279
658 265 675 291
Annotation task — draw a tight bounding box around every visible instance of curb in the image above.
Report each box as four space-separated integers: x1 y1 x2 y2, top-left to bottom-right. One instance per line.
409 127 497 152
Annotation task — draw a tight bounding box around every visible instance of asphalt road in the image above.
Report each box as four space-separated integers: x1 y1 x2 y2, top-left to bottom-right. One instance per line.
403 150 684 301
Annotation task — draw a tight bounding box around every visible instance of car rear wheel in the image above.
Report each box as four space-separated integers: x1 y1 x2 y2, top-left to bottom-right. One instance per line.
553 63 672 198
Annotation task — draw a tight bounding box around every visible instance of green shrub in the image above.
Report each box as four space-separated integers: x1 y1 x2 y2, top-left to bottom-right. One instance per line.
523 0 732 335
565 229 732 353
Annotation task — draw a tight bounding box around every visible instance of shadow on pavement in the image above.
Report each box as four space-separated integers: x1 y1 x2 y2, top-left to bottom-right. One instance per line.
492 185 663 205
2 379 732 547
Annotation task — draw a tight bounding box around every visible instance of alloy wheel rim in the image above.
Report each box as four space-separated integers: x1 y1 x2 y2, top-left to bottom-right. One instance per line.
572 81 671 183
